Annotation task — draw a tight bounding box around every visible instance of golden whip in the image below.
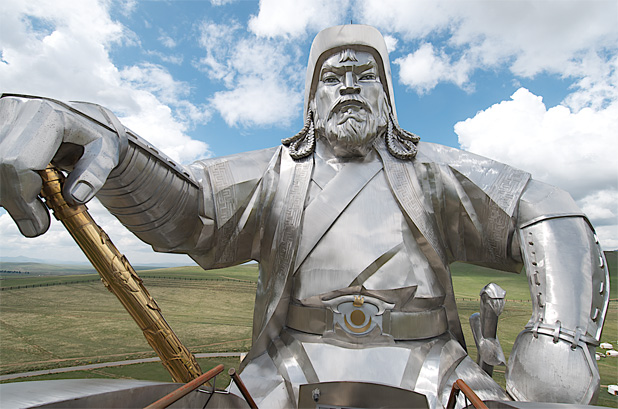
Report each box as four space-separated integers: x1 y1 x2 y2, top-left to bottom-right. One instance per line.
38 165 202 383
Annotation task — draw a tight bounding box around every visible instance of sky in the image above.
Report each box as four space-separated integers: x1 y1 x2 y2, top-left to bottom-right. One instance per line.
0 0 617 266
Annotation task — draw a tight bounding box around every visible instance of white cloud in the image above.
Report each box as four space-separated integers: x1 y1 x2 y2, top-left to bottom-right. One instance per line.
455 88 618 249
145 50 183 65
248 0 350 39
195 20 242 85
0 0 209 164
211 76 301 127
563 54 618 112
357 0 618 92
196 21 303 127
383 35 398 53
0 204 192 265
580 190 618 228
395 43 472 94
158 32 177 49
354 0 455 39
118 0 138 17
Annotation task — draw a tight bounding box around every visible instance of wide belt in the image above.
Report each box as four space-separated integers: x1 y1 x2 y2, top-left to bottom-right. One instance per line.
286 296 448 340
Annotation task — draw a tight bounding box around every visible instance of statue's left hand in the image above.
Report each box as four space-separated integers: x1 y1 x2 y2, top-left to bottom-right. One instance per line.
506 330 599 404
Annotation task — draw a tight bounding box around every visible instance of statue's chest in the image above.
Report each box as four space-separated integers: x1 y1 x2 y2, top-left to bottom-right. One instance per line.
293 171 441 303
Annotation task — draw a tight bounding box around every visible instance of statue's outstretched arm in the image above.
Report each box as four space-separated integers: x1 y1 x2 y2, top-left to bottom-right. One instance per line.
506 180 610 404
0 94 205 252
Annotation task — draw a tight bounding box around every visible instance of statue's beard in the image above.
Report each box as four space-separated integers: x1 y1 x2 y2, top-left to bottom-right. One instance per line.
315 96 388 157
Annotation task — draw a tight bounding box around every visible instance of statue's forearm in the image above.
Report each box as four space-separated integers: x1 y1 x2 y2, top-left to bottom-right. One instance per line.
519 216 608 341
505 177 610 403
97 129 206 252
506 215 609 403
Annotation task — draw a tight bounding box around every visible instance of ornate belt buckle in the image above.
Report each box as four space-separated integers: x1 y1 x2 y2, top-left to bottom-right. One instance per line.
323 295 394 336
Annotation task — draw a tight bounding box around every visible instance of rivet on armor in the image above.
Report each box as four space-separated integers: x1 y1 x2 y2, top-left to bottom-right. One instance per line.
537 293 544 307
534 271 541 286
600 282 605 294
552 321 561 343
571 327 583 350
532 321 541 338
592 308 599 321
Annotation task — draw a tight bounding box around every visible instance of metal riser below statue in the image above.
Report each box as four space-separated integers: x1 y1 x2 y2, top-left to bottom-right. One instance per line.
38 165 202 383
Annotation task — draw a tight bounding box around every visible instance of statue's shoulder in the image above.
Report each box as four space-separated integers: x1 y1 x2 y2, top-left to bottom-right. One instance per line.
187 146 282 189
416 141 531 215
417 141 513 168
417 141 530 180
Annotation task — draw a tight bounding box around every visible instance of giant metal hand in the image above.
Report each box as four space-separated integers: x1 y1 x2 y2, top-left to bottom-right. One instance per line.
0 94 124 237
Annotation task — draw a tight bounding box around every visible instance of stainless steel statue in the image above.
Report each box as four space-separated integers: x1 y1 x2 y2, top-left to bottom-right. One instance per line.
0 25 609 408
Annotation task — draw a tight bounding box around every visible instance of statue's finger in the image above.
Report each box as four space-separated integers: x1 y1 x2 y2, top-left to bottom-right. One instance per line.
0 167 50 237
10 198 51 237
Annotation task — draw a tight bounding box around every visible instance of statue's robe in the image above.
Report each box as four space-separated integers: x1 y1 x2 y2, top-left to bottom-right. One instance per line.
182 138 542 407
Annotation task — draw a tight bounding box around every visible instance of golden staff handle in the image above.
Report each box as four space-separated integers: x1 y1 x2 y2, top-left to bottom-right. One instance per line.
38 165 202 383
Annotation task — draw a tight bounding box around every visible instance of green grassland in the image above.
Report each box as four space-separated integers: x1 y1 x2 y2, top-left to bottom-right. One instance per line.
0 254 616 406
0 263 259 288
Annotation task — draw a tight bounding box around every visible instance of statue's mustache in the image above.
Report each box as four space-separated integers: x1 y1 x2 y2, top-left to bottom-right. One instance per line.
328 95 372 119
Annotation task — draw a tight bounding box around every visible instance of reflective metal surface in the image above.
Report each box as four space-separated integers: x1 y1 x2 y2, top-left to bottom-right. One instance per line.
0 24 609 409
297 381 429 409
470 283 507 376
0 379 248 409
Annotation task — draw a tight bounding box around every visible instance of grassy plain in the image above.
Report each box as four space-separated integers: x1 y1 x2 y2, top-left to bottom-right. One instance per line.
0 255 616 406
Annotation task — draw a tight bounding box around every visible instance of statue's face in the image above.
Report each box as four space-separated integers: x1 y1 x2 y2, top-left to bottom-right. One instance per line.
313 49 389 157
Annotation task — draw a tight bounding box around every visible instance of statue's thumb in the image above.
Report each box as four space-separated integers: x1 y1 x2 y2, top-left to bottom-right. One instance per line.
63 168 106 205
62 141 116 205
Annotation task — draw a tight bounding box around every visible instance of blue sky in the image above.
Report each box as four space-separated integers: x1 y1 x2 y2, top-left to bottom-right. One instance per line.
1 0 617 264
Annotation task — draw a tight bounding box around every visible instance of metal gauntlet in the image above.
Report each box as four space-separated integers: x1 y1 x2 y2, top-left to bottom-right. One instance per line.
506 181 610 403
97 128 204 252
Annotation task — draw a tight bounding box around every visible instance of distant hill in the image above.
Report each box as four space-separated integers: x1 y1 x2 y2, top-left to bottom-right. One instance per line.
0 261 185 276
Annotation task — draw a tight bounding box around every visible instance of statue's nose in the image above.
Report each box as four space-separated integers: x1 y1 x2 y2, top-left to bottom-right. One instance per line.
340 71 360 95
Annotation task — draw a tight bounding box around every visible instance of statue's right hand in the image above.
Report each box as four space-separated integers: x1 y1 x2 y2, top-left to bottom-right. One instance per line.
0 96 122 237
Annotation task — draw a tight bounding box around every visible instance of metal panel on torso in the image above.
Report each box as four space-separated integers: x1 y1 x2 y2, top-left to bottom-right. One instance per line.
292 155 444 310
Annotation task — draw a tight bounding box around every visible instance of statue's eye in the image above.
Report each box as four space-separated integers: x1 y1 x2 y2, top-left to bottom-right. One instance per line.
322 75 339 84
359 73 376 81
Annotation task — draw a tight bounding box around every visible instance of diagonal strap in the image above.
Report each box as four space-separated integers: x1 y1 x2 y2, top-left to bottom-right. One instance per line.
349 242 403 287
294 159 383 272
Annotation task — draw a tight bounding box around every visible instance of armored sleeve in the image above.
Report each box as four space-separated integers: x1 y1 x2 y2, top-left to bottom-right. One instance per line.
96 130 205 253
515 179 609 341
97 136 279 269
505 180 609 403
